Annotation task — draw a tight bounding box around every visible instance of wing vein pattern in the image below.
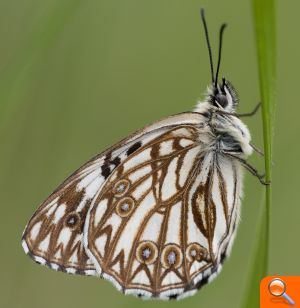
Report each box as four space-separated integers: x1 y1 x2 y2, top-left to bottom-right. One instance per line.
22 112 243 300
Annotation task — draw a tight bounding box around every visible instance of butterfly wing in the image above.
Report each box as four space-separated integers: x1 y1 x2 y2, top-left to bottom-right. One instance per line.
21 154 113 275
21 112 205 275
84 118 243 299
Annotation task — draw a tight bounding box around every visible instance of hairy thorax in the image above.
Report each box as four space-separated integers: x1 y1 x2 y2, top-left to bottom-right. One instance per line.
199 110 253 159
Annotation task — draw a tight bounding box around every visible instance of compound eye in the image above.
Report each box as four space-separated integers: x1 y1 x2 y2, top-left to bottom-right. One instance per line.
215 93 228 108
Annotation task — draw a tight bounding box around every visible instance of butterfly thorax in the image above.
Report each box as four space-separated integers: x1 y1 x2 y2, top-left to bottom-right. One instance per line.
194 81 253 159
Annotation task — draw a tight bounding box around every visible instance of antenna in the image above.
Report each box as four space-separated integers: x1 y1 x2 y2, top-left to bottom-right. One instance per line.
215 23 227 88
200 9 214 84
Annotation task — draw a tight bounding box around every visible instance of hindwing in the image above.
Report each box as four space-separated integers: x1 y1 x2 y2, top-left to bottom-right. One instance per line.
84 123 243 299
22 154 111 275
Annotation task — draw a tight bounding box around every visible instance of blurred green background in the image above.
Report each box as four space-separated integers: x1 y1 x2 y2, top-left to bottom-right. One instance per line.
0 0 297 307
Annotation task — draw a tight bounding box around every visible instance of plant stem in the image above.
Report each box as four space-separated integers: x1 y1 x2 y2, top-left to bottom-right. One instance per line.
241 1 276 306
253 0 276 274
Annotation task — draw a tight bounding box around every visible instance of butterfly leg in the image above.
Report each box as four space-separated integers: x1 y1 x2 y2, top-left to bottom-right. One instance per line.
227 153 270 185
235 102 261 118
236 103 265 158
250 142 264 156
235 104 276 165
214 103 261 118
250 143 275 167
236 103 271 162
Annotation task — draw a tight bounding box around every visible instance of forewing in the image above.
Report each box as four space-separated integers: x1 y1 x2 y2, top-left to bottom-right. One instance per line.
85 127 243 299
22 112 205 276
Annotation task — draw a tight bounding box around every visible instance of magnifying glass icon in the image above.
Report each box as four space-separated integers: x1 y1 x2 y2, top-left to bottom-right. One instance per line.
268 278 295 305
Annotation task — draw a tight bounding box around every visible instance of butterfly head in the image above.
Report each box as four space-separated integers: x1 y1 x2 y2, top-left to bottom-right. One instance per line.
209 78 238 112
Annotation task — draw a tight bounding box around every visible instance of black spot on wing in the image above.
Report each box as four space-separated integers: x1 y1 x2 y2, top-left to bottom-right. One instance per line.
127 141 142 156
101 155 121 179
101 164 111 179
101 143 142 180
111 156 121 167
104 152 112 163
76 269 86 275
168 294 178 300
100 153 113 179
220 250 227 264
196 275 209 290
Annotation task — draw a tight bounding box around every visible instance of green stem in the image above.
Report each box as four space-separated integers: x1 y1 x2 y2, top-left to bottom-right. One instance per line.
241 1 276 306
253 0 276 274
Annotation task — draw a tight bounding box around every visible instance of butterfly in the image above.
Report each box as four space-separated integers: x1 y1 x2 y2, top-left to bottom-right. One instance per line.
21 9 266 300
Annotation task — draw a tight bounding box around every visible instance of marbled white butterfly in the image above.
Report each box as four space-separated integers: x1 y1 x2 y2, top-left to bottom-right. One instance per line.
21 9 266 300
